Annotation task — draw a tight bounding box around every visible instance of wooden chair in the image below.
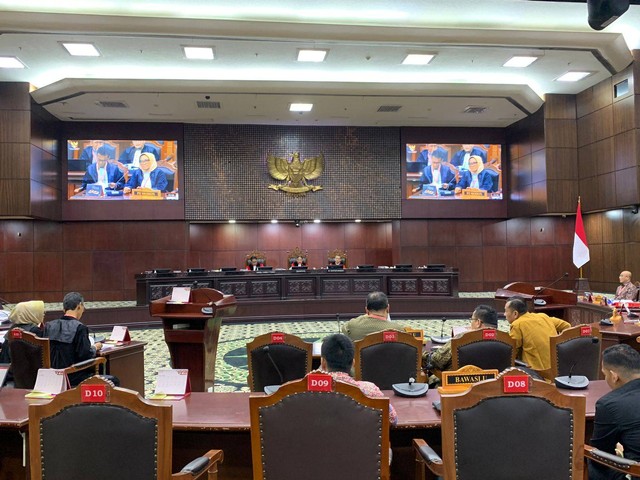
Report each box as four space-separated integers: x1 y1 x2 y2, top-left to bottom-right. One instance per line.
585 444 640 478
245 250 267 269
546 324 602 381
29 376 223 480
250 374 390 480
451 328 516 372
354 330 424 389
328 248 347 266
414 368 585 479
7 330 105 389
484 163 501 192
246 332 313 392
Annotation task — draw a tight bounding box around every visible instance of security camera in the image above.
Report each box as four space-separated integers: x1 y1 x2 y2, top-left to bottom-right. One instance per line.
205 95 211 100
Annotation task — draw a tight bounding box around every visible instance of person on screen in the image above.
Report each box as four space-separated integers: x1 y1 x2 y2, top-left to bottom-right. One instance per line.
412 149 456 193
451 144 487 170
123 152 168 194
454 155 494 193
79 140 115 164
119 141 161 168
74 146 125 193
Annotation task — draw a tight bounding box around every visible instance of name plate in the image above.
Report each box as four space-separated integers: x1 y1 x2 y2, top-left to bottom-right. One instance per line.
439 365 499 394
503 375 530 393
580 326 592 336
307 373 332 392
81 384 108 403
131 188 162 199
383 331 398 342
271 332 285 344
482 329 497 340
460 188 489 199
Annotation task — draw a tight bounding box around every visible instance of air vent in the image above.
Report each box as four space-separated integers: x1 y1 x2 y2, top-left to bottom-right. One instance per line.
463 106 487 114
197 100 222 109
377 105 402 113
97 101 128 108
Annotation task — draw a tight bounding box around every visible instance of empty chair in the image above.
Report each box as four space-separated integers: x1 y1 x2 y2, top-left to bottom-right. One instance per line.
354 330 423 389
451 328 516 372
414 368 585 480
28 376 223 480
246 332 313 392
547 324 602 381
250 374 389 480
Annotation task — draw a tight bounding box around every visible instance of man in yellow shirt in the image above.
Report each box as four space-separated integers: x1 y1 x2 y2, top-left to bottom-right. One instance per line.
504 297 571 371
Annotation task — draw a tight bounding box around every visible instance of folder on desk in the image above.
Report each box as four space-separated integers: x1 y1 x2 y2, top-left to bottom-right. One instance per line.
169 286 191 303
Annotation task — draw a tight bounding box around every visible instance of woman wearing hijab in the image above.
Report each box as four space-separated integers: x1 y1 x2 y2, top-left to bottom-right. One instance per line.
0 300 45 365
123 152 168 194
454 155 495 193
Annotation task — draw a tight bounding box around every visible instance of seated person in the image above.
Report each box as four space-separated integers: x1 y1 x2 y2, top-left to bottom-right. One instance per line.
423 304 497 383
246 256 264 271
74 146 124 193
330 254 345 268
123 153 168 194
454 155 494 193
119 140 161 168
614 270 638 301
79 140 115 164
341 291 405 341
318 333 397 425
451 144 487 170
291 256 306 268
0 301 45 369
412 148 456 194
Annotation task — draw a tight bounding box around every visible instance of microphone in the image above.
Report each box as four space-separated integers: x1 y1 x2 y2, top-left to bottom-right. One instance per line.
191 280 198 291
533 272 569 306
623 302 639 319
555 360 589 390
263 345 284 384
336 313 341 333
431 317 451 344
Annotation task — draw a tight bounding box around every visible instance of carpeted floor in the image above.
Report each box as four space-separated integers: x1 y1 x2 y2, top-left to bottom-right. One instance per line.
121 318 511 395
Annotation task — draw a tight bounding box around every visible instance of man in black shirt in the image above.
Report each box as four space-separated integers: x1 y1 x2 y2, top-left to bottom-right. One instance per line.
589 344 640 479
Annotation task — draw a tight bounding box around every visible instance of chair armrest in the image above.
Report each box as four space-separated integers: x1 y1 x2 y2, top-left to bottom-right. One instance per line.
514 359 529 367
585 445 640 475
64 356 106 375
173 449 224 479
413 439 444 477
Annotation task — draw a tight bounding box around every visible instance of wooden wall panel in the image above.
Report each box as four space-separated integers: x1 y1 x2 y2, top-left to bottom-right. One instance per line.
614 130 636 170
616 167 640 206
33 252 63 292
545 119 577 148
613 94 635 134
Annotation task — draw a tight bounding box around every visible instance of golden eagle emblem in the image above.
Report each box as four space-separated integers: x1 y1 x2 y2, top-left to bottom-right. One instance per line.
267 152 324 194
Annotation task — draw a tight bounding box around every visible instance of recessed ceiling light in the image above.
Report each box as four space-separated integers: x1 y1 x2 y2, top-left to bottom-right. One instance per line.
297 49 328 62
556 71 592 82
271 219 278 224
228 219 236 224
402 53 435 65
290 103 313 112
355 219 362 223
61 43 100 57
313 219 321 223
503 56 539 68
0 56 25 68
183 46 215 60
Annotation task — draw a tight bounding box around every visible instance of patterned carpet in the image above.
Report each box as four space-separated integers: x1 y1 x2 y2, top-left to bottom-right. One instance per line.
120 317 511 395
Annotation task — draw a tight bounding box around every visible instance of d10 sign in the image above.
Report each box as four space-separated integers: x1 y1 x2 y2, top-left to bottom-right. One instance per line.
81 384 108 403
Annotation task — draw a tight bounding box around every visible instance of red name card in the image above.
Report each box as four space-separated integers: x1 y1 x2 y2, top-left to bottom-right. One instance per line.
383 331 398 342
10 329 23 339
580 326 592 336
503 375 530 393
81 384 108 403
482 329 497 340
307 373 332 392
271 332 285 343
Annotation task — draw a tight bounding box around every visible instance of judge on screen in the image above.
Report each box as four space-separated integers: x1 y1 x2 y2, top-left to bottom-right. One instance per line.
123 152 169 194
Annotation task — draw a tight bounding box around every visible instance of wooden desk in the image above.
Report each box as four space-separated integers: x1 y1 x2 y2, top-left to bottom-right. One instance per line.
100 341 146 393
589 319 640 352
0 381 612 480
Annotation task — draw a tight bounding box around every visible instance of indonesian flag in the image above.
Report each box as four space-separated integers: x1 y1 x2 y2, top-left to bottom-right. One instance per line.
573 199 589 268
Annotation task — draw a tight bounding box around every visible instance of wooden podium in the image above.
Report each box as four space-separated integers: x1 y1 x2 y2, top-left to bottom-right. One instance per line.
150 288 237 392
495 282 577 318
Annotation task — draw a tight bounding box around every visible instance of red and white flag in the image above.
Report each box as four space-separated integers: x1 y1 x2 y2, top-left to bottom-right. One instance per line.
573 199 589 268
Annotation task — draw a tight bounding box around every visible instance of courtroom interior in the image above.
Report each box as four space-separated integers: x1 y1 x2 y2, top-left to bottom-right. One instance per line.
3 0 640 479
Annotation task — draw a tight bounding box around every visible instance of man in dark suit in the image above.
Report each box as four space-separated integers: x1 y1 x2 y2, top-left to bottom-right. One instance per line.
79 140 115 165
451 144 487 170
74 146 124 193
119 140 161 167
589 344 640 480
413 149 456 193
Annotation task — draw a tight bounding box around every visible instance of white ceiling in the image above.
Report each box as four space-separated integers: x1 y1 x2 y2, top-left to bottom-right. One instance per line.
0 0 638 127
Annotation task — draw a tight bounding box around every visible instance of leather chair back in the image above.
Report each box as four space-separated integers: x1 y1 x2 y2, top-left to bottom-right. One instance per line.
550 325 601 380
452 329 516 372
8 330 49 389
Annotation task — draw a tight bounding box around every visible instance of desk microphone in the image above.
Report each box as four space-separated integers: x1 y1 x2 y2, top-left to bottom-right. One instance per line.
431 317 451 344
533 272 569 306
623 302 639 319
191 280 198 291
555 361 589 390
263 346 284 384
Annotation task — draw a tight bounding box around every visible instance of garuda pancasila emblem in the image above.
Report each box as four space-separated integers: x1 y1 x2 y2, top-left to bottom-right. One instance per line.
267 152 324 195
